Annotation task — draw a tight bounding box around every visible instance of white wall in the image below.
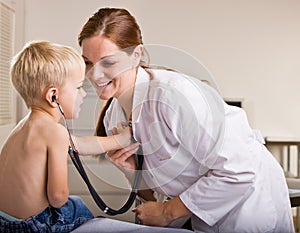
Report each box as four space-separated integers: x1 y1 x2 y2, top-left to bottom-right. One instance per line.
12 0 300 139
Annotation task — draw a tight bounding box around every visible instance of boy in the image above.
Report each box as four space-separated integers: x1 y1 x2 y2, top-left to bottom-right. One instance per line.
0 41 135 232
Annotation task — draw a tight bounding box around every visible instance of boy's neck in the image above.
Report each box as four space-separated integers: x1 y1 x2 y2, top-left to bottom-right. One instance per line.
30 105 61 122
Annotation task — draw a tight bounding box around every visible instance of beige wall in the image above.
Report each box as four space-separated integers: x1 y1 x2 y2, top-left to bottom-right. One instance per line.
1 0 299 221
11 0 300 139
1 0 299 149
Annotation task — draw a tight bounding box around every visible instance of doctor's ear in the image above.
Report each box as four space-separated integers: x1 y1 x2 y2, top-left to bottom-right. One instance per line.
132 45 144 67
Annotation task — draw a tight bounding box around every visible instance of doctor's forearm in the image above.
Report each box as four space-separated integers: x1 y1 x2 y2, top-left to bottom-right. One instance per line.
163 196 192 223
134 196 192 226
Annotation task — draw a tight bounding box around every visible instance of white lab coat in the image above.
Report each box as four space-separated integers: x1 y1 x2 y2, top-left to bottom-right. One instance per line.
104 67 294 233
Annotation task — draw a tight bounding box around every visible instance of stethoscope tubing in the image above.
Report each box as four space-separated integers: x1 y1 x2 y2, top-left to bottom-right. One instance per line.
56 101 143 216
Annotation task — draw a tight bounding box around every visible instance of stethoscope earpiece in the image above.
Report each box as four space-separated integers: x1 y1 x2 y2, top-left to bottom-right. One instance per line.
52 95 57 102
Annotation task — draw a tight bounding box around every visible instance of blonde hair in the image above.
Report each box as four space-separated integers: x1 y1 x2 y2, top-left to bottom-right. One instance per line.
10 41 85 107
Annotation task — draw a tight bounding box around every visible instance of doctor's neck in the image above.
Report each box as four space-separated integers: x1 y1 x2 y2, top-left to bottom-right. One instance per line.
118 90 134 120
117 69 137 120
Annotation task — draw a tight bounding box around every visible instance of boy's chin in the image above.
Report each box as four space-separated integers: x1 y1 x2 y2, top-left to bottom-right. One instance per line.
68 111 80 120
72 113 80 119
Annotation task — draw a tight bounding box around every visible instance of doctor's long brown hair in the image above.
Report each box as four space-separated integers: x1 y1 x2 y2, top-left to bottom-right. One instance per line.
95 98 113 136
78 8 189 136
78 8 145 136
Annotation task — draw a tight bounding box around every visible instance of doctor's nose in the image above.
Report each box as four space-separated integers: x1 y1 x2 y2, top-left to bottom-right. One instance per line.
86 64 104 81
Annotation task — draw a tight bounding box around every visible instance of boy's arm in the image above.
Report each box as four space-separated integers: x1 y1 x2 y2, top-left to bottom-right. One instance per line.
73 125 132 155
47 124 69 208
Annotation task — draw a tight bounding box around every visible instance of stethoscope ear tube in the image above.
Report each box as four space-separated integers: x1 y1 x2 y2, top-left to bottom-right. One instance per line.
56 101 143 216
69 147 143 216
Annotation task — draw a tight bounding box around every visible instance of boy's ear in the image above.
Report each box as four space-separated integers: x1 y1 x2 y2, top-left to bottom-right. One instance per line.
45 87 58 107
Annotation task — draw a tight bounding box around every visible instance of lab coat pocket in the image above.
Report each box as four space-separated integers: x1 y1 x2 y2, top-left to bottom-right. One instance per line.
253 199 277 233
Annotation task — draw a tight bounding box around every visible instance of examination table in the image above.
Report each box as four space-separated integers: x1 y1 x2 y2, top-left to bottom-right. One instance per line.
71 217 193 233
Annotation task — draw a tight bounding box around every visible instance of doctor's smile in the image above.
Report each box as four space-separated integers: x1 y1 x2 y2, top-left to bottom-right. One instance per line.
96 80 112 87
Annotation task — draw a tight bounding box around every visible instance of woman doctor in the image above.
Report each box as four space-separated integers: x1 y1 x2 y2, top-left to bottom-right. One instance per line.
79 8 294 233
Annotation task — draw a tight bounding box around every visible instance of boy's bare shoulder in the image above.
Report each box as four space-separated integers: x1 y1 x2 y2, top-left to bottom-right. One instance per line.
21 113 69 149
1 113 69 159
37 118 69 143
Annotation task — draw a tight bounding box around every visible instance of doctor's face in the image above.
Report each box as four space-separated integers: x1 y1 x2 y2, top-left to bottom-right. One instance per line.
81 35 136 100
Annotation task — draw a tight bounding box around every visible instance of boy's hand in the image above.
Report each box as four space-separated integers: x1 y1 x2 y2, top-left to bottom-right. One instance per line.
114 121 132 147
106 122 139 173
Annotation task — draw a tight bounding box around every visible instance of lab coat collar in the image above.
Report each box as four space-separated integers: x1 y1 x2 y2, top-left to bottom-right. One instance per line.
132 67 150 124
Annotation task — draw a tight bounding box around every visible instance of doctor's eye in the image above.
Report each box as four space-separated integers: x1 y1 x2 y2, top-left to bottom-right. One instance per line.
84 60 92 66
101 60 117 68
84 61 93 72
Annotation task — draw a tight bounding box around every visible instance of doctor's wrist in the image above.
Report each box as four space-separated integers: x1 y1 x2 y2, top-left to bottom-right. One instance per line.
163 196 192 223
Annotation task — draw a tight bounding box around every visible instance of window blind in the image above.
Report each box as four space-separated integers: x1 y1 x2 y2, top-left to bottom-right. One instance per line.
0 2 14 125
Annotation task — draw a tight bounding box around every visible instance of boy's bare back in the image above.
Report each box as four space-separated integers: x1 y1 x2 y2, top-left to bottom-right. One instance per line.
0 110 70 219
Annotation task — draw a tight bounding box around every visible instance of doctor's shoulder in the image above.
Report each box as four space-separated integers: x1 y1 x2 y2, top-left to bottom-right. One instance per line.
149 68 204 91
146 69 183 93
149 70 207 100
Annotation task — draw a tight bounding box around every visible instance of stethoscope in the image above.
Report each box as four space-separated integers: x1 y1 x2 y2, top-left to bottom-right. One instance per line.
53 96 143 216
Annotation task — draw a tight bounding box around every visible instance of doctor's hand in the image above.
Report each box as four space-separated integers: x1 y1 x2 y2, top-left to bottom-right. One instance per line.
106 125 139 172
132 201 171 227
105 143 139 172
132 197 192 227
